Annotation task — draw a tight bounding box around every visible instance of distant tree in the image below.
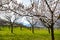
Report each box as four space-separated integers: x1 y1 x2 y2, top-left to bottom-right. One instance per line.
4 13 19 33
0 0 24 33
26 16 37 33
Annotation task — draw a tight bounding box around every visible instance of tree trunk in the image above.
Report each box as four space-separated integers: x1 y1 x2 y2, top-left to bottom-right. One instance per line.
32 25 34 34
11 23 13 33
29 27 31 31
20 26 22 30
51 25 54 40
0 26 2 31
47 27 50 34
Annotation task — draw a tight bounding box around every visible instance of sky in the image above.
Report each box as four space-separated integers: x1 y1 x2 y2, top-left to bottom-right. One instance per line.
16 17 31 27
16 0 31 7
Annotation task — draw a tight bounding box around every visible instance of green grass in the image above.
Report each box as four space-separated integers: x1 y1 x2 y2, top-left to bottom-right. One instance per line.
0 26 60 40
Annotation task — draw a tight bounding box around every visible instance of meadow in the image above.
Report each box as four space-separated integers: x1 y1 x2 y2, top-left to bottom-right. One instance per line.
0 26 60 40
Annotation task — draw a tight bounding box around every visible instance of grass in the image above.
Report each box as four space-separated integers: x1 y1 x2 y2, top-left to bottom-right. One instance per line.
0 26 60 40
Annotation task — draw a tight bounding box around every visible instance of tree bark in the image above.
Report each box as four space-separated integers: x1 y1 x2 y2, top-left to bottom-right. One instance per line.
10 23 13 33
32 25 34 34
50 23 54 40
51 10 54 40
47 27 50 34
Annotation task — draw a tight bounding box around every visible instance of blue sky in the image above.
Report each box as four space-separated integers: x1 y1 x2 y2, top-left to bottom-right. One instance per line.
16 17 31 27
17 0 31 7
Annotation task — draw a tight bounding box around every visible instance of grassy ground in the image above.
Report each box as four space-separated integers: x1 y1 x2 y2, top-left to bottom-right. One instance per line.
0 26 60 40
